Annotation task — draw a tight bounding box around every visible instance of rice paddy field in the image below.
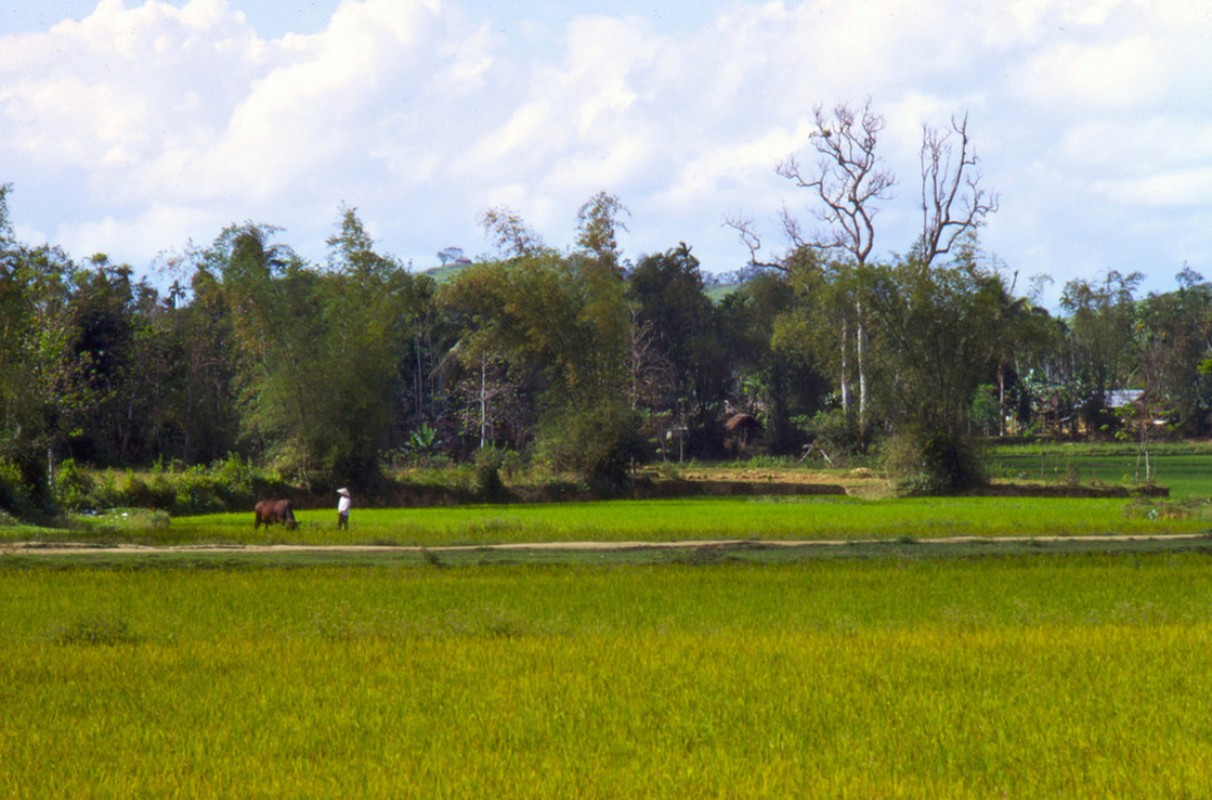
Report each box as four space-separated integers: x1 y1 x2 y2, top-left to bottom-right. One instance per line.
4 492 1210 549
987 441 1212 500
5 446 1212 796
3 555 1212 797
4 441 1209 549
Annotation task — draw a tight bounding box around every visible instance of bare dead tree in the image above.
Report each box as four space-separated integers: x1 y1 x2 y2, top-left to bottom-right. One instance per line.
778 102 895 432
918 113 999 268
725 101 997 448
724 102 895 434
729 102 998 274
776 100 896 267
451 351 527 451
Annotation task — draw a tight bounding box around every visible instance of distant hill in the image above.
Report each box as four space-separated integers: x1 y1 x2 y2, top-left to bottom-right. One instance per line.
705 283 741 303
421 260 474 283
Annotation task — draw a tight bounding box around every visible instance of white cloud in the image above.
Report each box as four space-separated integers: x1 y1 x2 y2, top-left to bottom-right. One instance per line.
0 0 1210 298
1017 37 1165 111
1059 119 1212 177
1093 168 1212 209
654 124 809 211
56 202 221 266
0 0 263 188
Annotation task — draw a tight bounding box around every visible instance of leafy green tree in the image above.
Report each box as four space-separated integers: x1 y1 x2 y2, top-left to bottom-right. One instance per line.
205 223 326 475
320 207 428 482
1060 270 1143 433
442 195 640 490
0 185 59 508
865 256 1008 492
105 277 183 462
1134 268 1212 436
626 243 729 455
173 266 241 464
570 192 632 406
985 280 1063 436
0 201 85 508
62 257 142 464
399 272 447 438
199 211 429 484
719 270 833 455
771 247 881 449
576 191 628 265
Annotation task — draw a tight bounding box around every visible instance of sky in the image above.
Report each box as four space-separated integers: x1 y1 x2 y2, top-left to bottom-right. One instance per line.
2 0 1211 307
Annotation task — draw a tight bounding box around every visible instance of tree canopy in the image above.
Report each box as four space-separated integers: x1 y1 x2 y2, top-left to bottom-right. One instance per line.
2 102 1210 509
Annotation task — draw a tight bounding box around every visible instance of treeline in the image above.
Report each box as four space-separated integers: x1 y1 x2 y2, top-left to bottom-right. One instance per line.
2 168 1210 510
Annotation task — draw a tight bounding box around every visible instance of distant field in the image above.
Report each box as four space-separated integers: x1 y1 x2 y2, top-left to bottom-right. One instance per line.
6 492 1209 548
987 441 1212 499
3 555 1211 796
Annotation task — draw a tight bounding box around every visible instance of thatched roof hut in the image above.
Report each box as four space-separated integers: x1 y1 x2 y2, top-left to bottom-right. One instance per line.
724 413 763 447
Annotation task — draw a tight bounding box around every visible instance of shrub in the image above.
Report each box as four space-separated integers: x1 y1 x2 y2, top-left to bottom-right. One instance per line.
406 423 443 465
118 470 174 510
72 470 118 511
499 449 525 481
51 459 93 511
53 457 291 515
0 450 53 515
882 427 986 496
171 456 260 515
803 409 865 461
95 508 172 533
473 447 509 502
535 402 643 496
173 465 225 515
0 457 33 516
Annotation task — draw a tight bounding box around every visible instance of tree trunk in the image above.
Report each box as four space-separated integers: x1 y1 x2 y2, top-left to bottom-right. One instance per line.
46 445 55 493
840 318 851 412
479 352 488 449
997 360 1006 437
856 300 868 439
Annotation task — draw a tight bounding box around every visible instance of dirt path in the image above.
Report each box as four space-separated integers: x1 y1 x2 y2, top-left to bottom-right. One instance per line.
4 534 1209 556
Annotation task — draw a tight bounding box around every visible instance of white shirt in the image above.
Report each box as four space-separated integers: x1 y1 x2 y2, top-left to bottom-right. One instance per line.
338 496 351 513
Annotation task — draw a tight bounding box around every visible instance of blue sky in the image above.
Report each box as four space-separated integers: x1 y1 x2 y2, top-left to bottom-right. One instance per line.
2 0 1210 306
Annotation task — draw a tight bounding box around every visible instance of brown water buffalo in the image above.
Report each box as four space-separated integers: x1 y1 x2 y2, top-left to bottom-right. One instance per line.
254 499 298 530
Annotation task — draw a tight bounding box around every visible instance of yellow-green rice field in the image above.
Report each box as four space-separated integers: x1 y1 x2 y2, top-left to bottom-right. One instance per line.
2 555 1211 797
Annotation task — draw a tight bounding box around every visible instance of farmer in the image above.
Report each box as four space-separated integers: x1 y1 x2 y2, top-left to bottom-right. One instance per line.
337 487 351 530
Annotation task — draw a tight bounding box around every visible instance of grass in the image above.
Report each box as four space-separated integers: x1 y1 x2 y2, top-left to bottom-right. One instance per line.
7 493 1205 548
2 555 1212 796
986 441 1212 499
1 442 1207 548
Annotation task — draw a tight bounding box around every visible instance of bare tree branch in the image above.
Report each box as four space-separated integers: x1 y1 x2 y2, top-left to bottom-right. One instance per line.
777 100 896 266
777 203 806 251
722 213 783 270
919 113 999 268
729 101 996 276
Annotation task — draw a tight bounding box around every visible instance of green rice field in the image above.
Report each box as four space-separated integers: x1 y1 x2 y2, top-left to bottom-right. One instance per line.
987 442 1212 499
2 555 1212 797
8 492 1211 548
5 448 1212 796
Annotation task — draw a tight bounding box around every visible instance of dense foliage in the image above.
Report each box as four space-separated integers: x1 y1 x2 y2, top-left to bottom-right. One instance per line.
3 161 1211 511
